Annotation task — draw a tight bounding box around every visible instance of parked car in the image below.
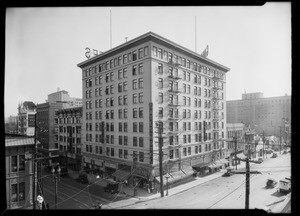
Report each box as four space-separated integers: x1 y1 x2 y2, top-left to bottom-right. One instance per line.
282 150 287 154
258 158 264 163
271 153 278 158
104 182 119 194
76 172 89 184
222 169 233 177
265 149 273 154
278 178 291 193
59 166 68 177
266 178 278 188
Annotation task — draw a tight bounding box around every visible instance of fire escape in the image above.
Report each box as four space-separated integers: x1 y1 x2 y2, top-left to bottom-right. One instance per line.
211 71 223 160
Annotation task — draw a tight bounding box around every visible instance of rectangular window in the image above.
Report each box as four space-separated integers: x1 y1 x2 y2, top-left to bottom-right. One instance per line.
123 95 128 105
153 46 157 57
133 137 138 146
119 122 122 132
139 93 143 103
139 107 144 118
133 122 138 132
132 65 137 76
11 156 17 172
138 63 143 74
11 184 18 202
139 152 144 162
124 108 128 118
138 48 144 59
139 122 144 132
119 136 122 145
124 136 128 146
139 137 144 147
133 79 137 90
118 109 122 119
133 94 138 104
132 50 137 61
124 122 128 132
158 63 163 74
123 68 128 78
183 147 187 156
133 108 138 118
138 78 143 88
123 54 127 64
118 83 122 92
19 155 25 171
123 82 128 91
188 147 191 155
119 149 123 158
158 107 163 118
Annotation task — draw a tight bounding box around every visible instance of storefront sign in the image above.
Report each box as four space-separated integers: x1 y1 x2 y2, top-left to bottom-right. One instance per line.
105 162 117 169
28 114 35 127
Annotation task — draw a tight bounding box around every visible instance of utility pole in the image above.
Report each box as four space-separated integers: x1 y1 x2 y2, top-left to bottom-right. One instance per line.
262 131 265 159
132 151 138 196
32 113 37 209
234 131 237 170
279 126 282 154
245 156 250 209
158 121 164 198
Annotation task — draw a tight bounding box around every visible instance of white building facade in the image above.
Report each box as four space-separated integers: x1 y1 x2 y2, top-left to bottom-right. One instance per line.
77 32 230 188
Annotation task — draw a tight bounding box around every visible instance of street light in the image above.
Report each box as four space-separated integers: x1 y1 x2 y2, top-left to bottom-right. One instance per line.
51 166 61 210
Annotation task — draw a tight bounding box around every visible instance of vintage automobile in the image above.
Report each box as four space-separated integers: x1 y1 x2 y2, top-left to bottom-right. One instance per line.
104 182 119 194
278 178 291 193
266 178 278 188
271 153 278 158
222 169 233 177
76 172 89 184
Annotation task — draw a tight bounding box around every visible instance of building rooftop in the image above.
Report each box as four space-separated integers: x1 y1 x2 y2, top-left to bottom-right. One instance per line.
77 31 230 72
5 136 40 147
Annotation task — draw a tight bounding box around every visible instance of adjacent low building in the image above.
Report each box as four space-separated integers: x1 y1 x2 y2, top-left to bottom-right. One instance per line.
56 106 83 171
17 101 37 136
5 135 38 209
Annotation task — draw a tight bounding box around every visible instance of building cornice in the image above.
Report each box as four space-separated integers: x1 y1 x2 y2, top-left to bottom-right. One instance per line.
77 31 230 72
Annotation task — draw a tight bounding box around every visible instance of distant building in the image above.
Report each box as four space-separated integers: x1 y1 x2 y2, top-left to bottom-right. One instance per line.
5 115 18 134
47 88 82 108
77 32 230 189
36 90 82 166
17 101 37 136
227 92 291 136
56 106 82 171
5 135 37 209
226 123 245 166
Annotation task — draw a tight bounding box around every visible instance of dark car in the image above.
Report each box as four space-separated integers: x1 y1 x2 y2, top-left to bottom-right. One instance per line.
282 150 287 154
76 172 89 184
266 178 278 188
271 153 278 158
104 182 119 194
222 169 233 177
59 166 68 177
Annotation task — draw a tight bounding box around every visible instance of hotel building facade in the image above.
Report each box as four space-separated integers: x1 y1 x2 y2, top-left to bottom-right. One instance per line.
77 32 230 188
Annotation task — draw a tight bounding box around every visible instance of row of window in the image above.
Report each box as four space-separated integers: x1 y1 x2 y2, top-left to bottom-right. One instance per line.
153 46 224 80
85 122 144 137
58 126 81 134
10 155 25 172
84 46 149 78
85 145 145 162
58 117 81 124
85 92 144 109
59 136 81 144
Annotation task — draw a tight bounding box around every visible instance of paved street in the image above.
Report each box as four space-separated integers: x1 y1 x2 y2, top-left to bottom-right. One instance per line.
40 171 128 209
118 153 291 211
38 152 290 211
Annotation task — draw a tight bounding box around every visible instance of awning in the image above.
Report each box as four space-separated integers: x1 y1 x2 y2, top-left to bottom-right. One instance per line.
155 170 189 186
192 162 210 172
217 159 230 165
111 170 131 181
181 167 196 176
208 163 222 169
236 153 247 160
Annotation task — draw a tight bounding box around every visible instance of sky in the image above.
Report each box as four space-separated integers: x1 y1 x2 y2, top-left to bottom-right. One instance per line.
5 3 291 117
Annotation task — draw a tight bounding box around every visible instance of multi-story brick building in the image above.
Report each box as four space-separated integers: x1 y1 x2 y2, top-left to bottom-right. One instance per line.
36 90 82 166
56 106 82 171
77 32 230 189
5 135 36 209
227 92 291 137
17 101 37 136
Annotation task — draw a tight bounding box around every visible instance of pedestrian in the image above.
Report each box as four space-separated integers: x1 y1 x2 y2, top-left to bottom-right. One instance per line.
146 183 151 193
46 203 50 210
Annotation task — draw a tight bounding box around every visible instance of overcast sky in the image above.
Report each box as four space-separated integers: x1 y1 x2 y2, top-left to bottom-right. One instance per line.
5 3 291 117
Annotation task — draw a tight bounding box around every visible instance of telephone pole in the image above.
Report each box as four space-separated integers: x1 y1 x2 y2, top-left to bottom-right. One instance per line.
158 121 164 198
132 151 138 196
262 131 265 159
279 126 282 154
32 114 37 209
245 156 250 209
234 131 237 170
